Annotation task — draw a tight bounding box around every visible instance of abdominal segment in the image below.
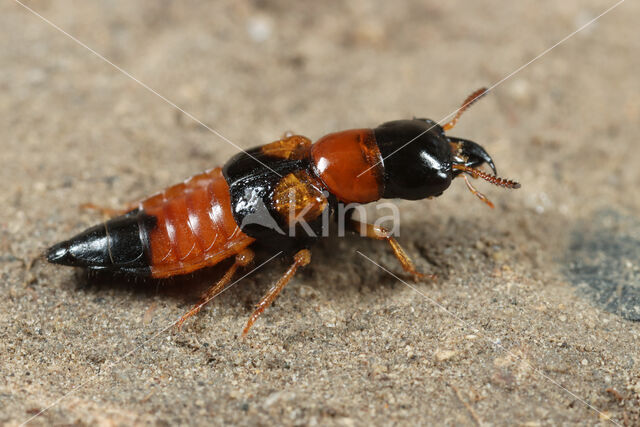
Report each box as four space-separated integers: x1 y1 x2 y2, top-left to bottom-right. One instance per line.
140 168 255 278
47 168 255 278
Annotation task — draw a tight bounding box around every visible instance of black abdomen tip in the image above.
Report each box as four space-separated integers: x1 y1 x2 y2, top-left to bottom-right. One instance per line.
46 210 155 275
46 241 74 265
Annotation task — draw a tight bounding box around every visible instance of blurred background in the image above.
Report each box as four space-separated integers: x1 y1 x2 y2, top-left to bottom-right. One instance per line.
2 1 638 425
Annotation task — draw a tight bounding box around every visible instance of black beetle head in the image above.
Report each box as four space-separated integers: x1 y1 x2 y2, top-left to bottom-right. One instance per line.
373 87 520 205
374 119 453 200
373 119 520 206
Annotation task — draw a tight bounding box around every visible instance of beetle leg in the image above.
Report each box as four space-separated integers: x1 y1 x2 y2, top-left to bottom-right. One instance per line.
350 219 435 282
80 202 139 218
242 249 311 337
176 248 254 329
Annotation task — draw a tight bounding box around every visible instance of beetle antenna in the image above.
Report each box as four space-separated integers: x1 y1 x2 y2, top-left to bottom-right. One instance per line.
443 87 487 131
452 164 521 189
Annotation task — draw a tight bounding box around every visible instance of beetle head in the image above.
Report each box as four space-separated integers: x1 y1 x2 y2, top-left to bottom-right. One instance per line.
374 119 453 200
374 88 520 205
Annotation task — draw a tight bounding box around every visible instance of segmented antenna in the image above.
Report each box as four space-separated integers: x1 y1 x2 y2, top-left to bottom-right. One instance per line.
442 87 488 131
453 164 521 189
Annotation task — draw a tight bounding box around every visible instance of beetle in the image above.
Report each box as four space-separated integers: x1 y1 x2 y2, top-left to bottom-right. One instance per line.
47 88 520 336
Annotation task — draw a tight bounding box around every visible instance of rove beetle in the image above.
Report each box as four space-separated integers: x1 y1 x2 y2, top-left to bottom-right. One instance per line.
47 88 520 336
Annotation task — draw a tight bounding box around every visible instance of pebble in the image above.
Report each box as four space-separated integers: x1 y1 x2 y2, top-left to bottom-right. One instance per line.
435 349 457 362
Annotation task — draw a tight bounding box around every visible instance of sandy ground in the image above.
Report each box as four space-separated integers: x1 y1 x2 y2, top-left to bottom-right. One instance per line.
2 0 639 425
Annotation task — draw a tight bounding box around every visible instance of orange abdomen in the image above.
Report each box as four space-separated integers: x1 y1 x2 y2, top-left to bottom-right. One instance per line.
140 168 255 278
